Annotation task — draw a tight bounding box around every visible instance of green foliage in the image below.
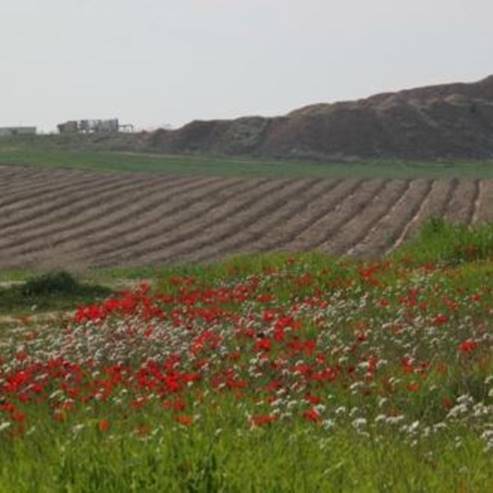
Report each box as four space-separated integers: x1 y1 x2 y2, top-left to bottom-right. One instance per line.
393 218 493 266
1 135 493 178
0 419 491 492
21 271 80 296
0 271 112 314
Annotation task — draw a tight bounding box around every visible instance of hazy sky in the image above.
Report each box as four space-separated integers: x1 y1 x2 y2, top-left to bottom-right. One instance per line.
1 0 492 131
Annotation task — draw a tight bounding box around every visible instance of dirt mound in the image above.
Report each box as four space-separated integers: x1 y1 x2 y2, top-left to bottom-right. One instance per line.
149 75 493 161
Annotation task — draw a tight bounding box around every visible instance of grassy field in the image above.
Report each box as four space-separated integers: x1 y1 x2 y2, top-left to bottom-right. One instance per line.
1 135 493 178
0 223 492 491
1 139 492 490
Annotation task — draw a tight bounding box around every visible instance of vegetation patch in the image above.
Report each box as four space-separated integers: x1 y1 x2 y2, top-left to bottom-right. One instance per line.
2 136 493 178
0 225 492 491
0 271 112 314
393 218 493 266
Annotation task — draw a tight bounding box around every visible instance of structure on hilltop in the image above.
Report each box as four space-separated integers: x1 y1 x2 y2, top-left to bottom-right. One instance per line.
57 119 134 134
0 127 37 137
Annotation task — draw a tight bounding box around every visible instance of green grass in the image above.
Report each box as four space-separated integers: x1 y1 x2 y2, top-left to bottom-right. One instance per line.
1 135 493 178
393 218 493 267
1 419 491 492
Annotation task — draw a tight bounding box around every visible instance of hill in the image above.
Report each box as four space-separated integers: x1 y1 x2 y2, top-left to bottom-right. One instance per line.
148 75 493 161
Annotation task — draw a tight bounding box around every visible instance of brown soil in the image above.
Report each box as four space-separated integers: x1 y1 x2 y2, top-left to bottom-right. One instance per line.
237 178 346 255
283 179 386 252
354 179 433 258
475 181 493 223
444 180 480 223
147 75 493 161
85 177 267 265
1 167 492 269
324 181 410 256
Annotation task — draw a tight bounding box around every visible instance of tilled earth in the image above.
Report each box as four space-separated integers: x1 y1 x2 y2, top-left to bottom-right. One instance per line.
0 166 491 269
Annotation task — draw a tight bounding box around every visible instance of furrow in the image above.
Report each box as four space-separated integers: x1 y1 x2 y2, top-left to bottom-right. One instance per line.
0 171 110 205
349 179 432 257
255 179 364 252
444 180 478 224
43 176 222 258
400 179 456 240
94 178 290 268
440 178 460 217
0 168 55 191
0 167 28 182
192 179 326 263
474 180 493 223
0 174 144 234
296 179 388 252
0 166 59 184
469 180 481 225
0 176 198 270
320 180 407 256
145 179 319 267
77 177 268 263
386 179 434 254
0 173 131 227
0 171 105 213
0 176 201 262
344 180 412 257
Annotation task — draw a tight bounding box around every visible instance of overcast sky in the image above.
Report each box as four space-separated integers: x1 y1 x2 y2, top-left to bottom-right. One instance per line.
1 0 492 132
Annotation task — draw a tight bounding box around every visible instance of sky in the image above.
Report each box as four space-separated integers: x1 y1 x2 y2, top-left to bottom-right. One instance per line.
1 0 492 132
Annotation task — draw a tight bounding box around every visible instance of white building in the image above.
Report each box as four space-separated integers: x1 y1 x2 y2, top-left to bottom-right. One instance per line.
57 119 120 134
0 127 37 137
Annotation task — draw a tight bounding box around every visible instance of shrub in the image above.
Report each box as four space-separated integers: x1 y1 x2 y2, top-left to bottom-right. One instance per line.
0 271 112 314
21 271 80 297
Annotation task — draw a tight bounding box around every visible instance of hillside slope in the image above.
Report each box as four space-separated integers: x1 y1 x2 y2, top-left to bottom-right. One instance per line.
149 75 493 161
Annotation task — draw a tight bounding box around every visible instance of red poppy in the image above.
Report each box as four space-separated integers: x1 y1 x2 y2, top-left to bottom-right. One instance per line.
251 414 277 427
175 415 193 426
255 338 272 352
433 314 449 326
407 382 420 392
458 339 478 353
98 419 110 432
303 408 321 423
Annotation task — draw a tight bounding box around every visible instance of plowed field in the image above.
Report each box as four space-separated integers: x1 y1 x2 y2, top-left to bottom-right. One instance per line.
1 166 492 269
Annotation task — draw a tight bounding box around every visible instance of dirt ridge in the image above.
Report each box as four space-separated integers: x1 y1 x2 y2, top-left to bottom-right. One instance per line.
148 75 493 161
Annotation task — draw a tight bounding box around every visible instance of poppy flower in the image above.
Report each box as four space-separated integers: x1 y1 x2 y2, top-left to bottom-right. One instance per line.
458 339 478 353
251 414 277 427
98 419 110 432
175 415 193 426
303 408 321 423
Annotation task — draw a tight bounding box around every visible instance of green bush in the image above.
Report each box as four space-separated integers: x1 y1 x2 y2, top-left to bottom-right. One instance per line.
21 271 80 296
0 271 112 314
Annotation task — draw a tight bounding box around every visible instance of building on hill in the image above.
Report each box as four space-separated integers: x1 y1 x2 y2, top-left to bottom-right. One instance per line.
57 121 79 134
0 127 37 137
57 119 128 134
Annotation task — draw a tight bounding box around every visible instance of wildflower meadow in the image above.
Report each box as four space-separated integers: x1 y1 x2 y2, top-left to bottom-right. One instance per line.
1 224 493 492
